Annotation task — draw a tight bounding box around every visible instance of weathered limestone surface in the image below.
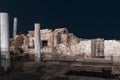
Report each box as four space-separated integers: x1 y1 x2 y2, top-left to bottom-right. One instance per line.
78 40 91 59
68 33 79 46
41 29 53 47
11 35 24 46
54 28 69 47
56 44 71 56
104 40 120 60
28 37 34 48
9 27 120 61
10 35 24 55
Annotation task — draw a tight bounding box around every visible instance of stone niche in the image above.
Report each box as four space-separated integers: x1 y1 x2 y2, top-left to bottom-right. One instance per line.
53 28 69 47
91 38 104 58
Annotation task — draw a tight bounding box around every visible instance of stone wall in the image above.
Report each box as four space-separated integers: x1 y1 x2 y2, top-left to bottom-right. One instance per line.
41 29 53 47
79 40 91 59
104 40 120 60
10 28 120 61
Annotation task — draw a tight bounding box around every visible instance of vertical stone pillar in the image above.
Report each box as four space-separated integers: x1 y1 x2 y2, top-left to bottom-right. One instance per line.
34 23 41 61
13 17 17 37
0 12 10 71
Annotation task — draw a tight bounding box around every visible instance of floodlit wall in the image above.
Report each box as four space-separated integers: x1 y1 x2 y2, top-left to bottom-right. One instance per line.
104 40 120 60
10 28 120 61
78 40 91 58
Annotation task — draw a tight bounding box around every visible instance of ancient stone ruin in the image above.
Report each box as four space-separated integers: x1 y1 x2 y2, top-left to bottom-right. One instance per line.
1 12 120 80
10 27 120 61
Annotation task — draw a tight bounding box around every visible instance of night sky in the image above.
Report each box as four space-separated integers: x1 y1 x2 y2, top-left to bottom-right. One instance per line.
0 0 120 39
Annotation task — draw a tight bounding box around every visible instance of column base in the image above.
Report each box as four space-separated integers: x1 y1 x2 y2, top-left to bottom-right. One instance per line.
0 59 11 72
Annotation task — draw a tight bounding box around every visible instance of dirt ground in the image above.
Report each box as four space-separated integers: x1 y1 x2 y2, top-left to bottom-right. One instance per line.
0 61 119 80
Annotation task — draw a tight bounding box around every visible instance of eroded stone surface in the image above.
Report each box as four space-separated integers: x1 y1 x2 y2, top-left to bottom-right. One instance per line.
10 28 120 61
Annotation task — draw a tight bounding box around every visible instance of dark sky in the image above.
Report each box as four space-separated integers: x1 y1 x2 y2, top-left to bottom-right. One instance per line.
0 0 120 39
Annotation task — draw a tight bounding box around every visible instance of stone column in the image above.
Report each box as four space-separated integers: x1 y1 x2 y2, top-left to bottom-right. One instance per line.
0 12 10 71
34 23 41 61
13 17 17 37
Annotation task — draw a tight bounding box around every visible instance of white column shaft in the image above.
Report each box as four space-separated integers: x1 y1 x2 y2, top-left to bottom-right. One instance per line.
0 13 10 59
13 17 17 37
34 23 40 61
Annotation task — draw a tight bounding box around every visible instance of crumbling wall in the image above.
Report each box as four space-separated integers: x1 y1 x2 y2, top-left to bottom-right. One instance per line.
41 29 53 47
27 31 34 48
53 28 69 47
104 40 120 60
68 33 79 45
78 40 91 59
10 35 25 57
56 44 71 56
9 28 120 61
11 35 24 46
22 36 29 54
68 33 80 57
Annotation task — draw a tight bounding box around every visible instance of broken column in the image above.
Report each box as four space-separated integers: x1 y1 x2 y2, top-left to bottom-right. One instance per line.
13 17 17 37
0 12 10 70
34 23 41 61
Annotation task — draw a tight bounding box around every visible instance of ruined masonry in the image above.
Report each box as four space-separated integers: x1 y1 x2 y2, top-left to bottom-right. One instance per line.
10 28 120 61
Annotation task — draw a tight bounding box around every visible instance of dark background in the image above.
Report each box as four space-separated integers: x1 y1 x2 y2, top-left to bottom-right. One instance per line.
0 0 119 39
